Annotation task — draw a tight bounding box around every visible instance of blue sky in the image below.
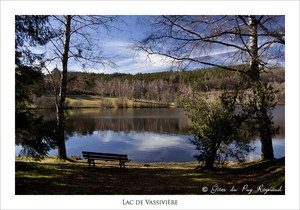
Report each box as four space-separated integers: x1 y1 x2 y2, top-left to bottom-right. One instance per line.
99 16 174 74
41 15 175 75
40 15 284 75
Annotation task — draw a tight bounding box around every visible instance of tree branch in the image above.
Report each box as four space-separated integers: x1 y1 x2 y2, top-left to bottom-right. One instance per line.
139 44 247 74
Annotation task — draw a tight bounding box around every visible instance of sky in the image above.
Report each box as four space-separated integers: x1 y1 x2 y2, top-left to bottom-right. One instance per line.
42 15 175 75
85 16 159 74
38 15 285 75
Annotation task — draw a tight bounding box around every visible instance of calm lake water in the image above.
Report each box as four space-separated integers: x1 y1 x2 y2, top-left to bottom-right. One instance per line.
16 106 285 163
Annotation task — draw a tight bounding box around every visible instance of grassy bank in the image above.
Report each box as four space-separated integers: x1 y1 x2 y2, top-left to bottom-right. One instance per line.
32 95 174 109
31 93 284 110
15 156 284 195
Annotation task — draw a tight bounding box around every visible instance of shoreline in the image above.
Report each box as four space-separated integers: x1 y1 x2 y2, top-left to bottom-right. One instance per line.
28 94 285 110
15 155 284 166
25 103 285 110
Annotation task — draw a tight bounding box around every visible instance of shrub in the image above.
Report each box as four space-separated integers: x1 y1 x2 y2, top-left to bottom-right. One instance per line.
72 101 83 108
180 90 253 169
100 98 113 109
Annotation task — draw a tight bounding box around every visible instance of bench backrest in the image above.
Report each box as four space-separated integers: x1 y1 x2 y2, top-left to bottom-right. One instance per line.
82 151 129 161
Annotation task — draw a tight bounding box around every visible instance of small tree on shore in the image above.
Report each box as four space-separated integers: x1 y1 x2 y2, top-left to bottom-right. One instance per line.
181 87 253 169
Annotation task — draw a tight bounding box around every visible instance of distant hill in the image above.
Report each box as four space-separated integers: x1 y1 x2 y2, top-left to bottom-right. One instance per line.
34 65 284 107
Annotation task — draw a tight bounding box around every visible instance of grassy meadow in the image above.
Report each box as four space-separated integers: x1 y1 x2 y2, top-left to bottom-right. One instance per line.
32 95 174 109
15 156 284 195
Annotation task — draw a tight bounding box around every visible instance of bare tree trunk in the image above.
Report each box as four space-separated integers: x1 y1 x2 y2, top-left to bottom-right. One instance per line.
258 106 274 159
248 16 259 81
248 15 274 160
205 154 215 170
204 144 218 170
56 15 71 159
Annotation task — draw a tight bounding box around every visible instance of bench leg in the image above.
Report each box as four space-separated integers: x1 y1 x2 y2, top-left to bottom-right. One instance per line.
88 159 95 168
119 161 126 169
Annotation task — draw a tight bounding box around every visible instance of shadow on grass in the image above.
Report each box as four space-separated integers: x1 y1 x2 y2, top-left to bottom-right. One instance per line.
15 158 285 195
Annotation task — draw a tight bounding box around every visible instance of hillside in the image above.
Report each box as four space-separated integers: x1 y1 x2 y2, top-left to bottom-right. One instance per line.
32 66 285 108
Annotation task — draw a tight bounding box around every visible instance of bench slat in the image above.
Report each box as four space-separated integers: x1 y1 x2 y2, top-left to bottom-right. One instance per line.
82 155 129 161
82 155 128 160
82 151 128 157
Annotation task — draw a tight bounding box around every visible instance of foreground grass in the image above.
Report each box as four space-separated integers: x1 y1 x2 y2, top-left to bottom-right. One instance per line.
15 156 284 195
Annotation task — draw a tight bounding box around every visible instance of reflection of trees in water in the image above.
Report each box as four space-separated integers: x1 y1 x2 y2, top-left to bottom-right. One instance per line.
66 117 190 137
32 107 285 138
275 125 284 138
38 108 190 136
15 111 57 157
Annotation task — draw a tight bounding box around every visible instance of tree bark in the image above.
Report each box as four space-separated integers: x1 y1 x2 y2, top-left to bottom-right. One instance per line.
205 156 215 170
248 15 274 160
56 15 71 159
258 107 274 159
248 16 259 81
204 143 218 170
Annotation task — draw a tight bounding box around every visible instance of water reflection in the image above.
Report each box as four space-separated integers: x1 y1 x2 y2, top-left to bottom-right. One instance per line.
16 106 285 162
36 107 284 138
247 139 285 161
61 131 195 163
26 131 284 163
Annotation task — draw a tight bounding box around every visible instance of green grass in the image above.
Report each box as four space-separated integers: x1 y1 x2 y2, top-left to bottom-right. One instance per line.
15 156 284 195
66 95 174 108
32 95 174 109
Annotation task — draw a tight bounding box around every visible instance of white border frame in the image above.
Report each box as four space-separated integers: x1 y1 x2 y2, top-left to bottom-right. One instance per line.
1 1 299 209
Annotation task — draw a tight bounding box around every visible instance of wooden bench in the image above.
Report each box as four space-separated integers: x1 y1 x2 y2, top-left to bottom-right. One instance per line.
82 151 131 169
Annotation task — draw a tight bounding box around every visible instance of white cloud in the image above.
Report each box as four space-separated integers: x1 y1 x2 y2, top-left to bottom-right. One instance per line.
93 39 174 74
129 133 189 151
94 131 192 151
101 40 131 48
204 47 238 57
95 130 114 142
78 68 106 74
109 50 173 74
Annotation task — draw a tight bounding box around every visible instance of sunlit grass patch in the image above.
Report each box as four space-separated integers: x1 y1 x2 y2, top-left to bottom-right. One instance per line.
31 94 174 109
15 157 285 195
65 95 173 108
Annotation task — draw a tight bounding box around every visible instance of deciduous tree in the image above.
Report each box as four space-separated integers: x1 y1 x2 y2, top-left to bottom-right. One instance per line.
136 15 285 160
41 15 118 159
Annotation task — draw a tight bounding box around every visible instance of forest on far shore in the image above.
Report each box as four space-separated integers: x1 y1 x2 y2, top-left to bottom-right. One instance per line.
30 65 285 109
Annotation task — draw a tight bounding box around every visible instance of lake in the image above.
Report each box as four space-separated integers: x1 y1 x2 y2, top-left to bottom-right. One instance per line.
15 106 285 163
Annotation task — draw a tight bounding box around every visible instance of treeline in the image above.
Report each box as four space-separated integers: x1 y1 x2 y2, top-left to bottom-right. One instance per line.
34 65 285 105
